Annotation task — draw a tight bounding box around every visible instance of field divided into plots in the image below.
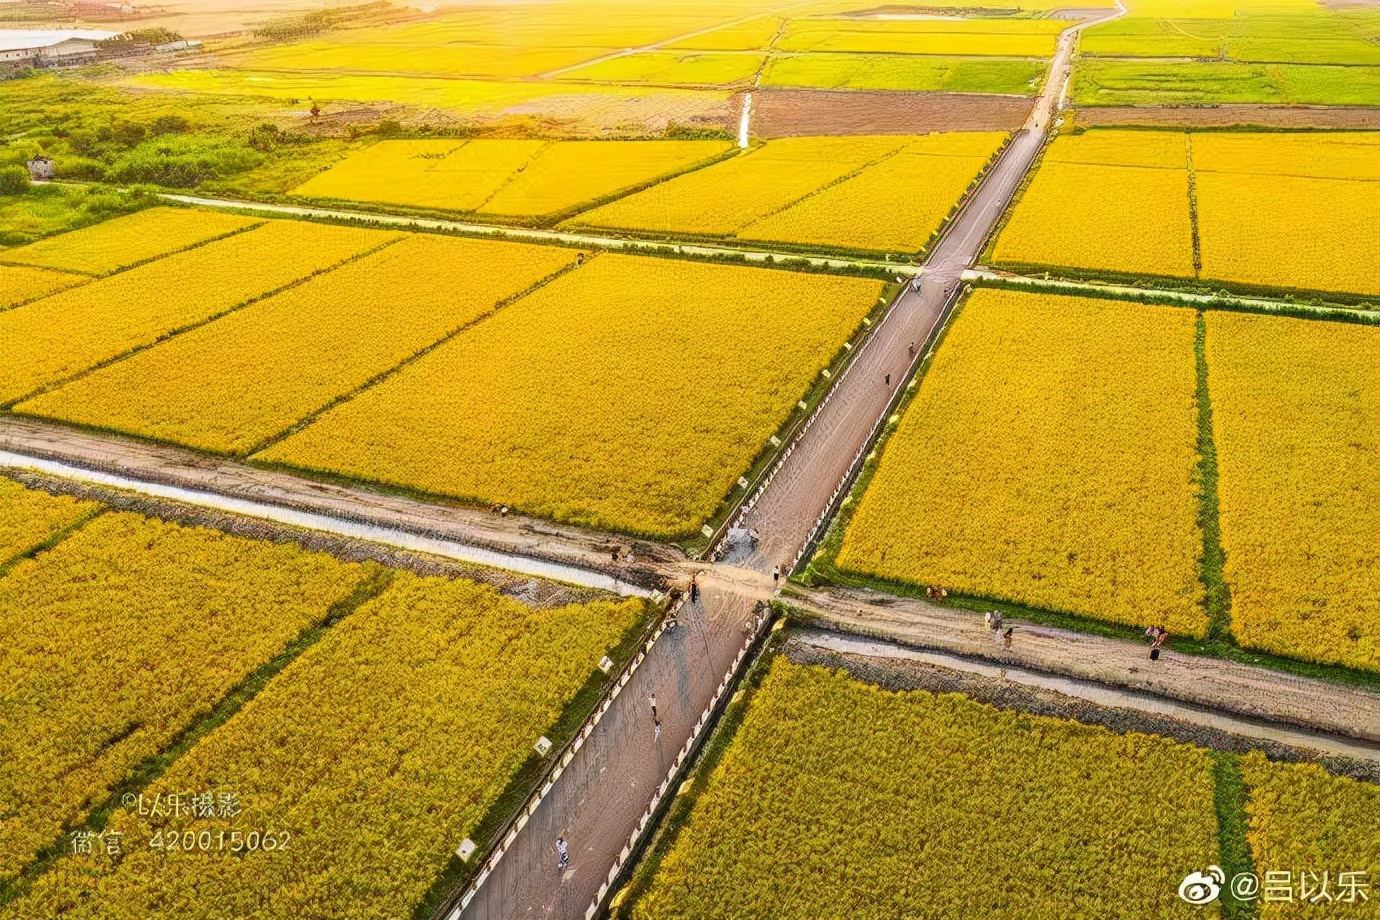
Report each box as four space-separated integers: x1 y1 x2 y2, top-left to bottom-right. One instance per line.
626 658 1380 918
832 288 1207 636
991 129 1380 298
1075 4 1380 105
257 255 883 539
570 132 1007 253
827 288 1379 672
290 138 736 220
10 208 884 541
0 475 644 917
0 219 400 404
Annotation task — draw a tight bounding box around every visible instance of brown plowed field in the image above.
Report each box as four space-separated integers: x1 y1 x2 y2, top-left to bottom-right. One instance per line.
1075 104 1380 129
750 89 1034 137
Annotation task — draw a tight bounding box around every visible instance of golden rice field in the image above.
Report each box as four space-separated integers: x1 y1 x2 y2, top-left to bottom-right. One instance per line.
0 207 258 276
993 129 1380 297
1190 131 1380 181
8 574 642 920
558 50 766 85
990 160 1196 278
1239 752 1380 919
736 134 1005 252
1195 171 1380 296
775 16 1063 56
18 236 581 455
568 135 910 237
292 138 734 218
632 658 1220 920
0 476 96 565
1205 312 1379 671
0 507 370 883
258 254 882 538
564 132 1003 250
0 264 84 310
835 289 1206 636
665 15 782 51
0 217 397 403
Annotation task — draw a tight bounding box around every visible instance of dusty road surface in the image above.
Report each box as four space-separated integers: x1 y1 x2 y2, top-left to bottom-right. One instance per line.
455 580 764 920
792 584 1380 746
733 17 1099 578
0 416 683 588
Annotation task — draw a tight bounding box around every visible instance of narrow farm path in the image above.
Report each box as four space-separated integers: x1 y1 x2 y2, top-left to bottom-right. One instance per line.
793 629 1380 766
0 415 682 591
791 584 1380 746
155 193 919 278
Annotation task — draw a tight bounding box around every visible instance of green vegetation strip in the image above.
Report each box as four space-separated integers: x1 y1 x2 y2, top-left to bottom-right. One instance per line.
1194 312 1233 643
1210 751 1261 920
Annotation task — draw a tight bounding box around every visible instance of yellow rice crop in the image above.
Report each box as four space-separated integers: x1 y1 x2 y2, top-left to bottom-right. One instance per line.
1191 130 1380 180
991 161 1195 278
0 476 96 566
1239 752 1380 919
10 574 642 920
666 15 782 50
1043 129 1188 169
0 510 369 882
0 264 83 309
0 219 397 403
634 659 1220 920
259 255 881 538
558 50 765 84
776 19 1060 56
17 235 580 455
1195 171 1380 296
837 289 1206 634
737 133 1004 251
0 207 259 276
294 139 732 217
568 135 910 236
477 140 733 216
1205 312 1378 670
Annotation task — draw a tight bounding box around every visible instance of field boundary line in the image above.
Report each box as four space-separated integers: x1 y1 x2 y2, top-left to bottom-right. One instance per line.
243 255 592 457
157 194 921 279
963 268 1380 323
3 234 406 410
0 449 654 598
0 565 395 908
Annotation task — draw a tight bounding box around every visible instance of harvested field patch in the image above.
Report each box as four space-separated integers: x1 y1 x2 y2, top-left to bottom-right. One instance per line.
750 89 1032 137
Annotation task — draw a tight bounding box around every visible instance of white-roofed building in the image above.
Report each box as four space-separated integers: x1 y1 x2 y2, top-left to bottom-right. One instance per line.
0 29 117 63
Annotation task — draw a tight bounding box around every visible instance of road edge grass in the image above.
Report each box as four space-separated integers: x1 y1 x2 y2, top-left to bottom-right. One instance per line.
1194 310 1234 642
0 564 396 907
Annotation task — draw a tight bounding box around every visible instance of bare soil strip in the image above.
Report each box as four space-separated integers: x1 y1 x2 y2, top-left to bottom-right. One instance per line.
1075 105 1380 129
750 88 1034 137
788 583 1380 745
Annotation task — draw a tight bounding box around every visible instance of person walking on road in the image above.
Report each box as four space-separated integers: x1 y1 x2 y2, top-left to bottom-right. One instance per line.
985 610 1004 644
1002 627 1014 650
654 719 662 742
1150 626 1168 661
771 565 780 586
908 341 916 358
884 373 891 387
556 836 569 870
650 693 657 722
689 573 700 606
